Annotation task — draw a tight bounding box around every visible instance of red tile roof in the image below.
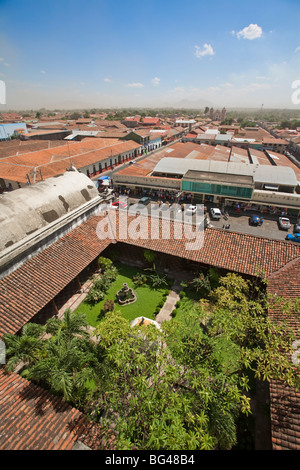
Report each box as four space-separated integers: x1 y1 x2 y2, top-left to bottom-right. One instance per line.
0 212 299 337
0 369 109 450
0 139 70 159
267 258 300 450
0 138 141 183
269 380 300 450
0 219 111 336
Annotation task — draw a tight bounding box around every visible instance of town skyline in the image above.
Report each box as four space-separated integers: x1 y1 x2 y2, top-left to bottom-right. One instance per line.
1 0 300 110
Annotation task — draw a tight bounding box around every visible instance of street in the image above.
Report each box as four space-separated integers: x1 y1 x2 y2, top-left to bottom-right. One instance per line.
117 197 298 243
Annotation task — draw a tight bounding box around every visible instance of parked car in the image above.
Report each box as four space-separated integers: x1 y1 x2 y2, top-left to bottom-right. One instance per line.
111 201 128 210
210 208 222 220
138 197 151 205
286 233 300 243
278 217 291 230
294 220 300 233
129 160 136 165
186 205 197 215
249 215 261 226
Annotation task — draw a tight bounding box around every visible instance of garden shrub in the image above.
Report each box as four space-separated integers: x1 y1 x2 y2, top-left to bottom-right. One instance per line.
133 272 148 286
103 299 115 313
86 287 105 305
97 256 113 272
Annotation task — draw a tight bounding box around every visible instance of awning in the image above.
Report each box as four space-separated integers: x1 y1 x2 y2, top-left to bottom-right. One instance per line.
98 175 109 180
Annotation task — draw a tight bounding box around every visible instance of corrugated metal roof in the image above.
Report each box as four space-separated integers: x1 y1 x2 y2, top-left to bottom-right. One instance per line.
153 158 298 186
253 165 298 186
153 157 254 176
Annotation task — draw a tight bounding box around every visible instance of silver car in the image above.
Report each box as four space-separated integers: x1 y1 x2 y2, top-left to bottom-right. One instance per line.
278 217 291 230
294 220 300 233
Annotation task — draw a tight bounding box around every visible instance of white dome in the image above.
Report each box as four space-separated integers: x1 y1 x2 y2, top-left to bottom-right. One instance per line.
0 171 98 252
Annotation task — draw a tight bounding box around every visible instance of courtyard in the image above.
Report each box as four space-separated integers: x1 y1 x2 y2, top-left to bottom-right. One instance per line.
73 262 175 326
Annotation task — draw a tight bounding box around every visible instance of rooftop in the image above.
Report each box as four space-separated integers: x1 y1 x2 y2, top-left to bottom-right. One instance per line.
0 369 108 450
0 171 99 254
152 157 297 186
0 212 299 338
0 138 141 183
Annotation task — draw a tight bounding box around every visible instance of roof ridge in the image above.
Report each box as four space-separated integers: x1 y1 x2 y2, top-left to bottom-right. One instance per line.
267 256 300 279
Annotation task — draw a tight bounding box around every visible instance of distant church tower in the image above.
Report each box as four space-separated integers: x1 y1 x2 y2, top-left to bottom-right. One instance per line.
221 107 227 121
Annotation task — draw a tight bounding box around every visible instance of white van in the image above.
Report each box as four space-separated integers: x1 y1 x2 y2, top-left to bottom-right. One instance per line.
210 208 222 220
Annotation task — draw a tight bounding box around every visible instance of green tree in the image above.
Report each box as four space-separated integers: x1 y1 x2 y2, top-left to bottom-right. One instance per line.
143 249 157 269
2 322 44 372
45 308 89 340
89 273 300 450
209 273 300 387
97 256 113 272
91 309 250 450
3 310 101 405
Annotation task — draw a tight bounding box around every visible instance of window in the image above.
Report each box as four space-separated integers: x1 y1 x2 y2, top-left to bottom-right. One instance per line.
182 180 253 199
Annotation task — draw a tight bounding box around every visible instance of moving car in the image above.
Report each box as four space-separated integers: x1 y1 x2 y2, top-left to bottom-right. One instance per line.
249 215 261 226
278 217 291 230
286 233 300 243
210 208 222 220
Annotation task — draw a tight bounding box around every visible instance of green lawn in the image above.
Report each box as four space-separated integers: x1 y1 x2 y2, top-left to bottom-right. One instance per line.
75 263 171 326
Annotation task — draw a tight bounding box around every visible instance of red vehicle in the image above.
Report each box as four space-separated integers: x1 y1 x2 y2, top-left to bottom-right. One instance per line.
111 201 128 210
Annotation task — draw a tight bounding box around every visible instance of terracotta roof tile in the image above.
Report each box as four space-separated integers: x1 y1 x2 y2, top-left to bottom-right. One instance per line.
0 212 299 337
0 138 141 183
0 370 109 450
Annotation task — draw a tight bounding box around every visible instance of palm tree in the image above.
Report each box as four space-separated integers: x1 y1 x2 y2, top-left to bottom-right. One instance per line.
2 322 45 372
28 335 98 402
45 309 89 341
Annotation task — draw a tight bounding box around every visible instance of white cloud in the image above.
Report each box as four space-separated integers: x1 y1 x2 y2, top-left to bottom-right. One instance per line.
194 43 215 58
151 77 160 87
40 70 46 74
104 77 111 82
124 82 144 88
236 24 263 40
207 86 221 92
295 46 300 53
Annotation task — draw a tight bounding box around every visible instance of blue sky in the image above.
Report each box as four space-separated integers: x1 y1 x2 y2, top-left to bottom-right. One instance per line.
0 0 300 110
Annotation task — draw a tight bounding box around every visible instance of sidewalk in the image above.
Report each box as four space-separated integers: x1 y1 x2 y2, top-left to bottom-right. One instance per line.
155 280 181 324
57 278 94 318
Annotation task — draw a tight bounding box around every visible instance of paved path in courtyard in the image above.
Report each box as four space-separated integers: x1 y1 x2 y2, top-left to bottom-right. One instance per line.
155 280 182 324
